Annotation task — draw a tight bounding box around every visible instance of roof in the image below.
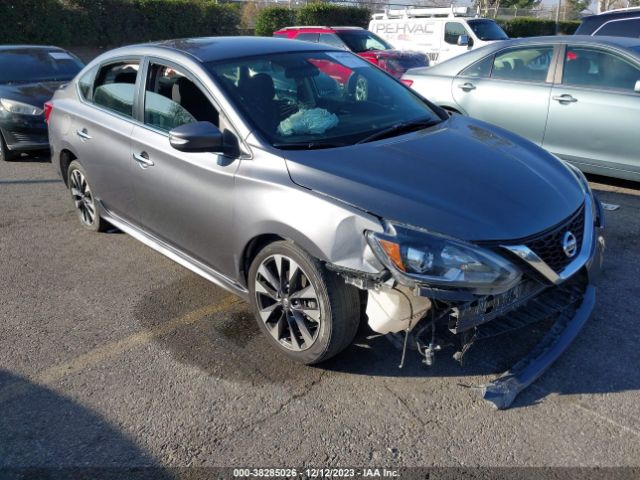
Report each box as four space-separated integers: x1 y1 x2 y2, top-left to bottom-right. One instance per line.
120 36 338 63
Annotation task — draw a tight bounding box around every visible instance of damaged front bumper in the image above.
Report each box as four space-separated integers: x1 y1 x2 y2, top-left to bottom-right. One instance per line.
335 193 606 409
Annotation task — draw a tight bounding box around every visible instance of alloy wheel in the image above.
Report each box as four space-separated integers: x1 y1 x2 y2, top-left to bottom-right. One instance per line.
70 169 96 226
254 254 321 351
355 76 368 101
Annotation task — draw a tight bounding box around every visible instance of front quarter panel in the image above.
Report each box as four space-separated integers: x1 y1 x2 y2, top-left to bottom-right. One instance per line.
232 145 385 286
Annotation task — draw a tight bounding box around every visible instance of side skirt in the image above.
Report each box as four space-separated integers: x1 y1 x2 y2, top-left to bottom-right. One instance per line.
100 205 249 301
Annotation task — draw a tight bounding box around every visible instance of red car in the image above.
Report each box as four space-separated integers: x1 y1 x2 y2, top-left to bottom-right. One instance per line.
273 26 428 78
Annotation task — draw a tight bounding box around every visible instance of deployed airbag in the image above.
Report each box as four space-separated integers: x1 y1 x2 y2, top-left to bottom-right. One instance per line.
277 108 339 136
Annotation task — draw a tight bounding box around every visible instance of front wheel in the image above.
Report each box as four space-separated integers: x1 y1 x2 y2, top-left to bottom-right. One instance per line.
67 160 110 232
248 241 360 364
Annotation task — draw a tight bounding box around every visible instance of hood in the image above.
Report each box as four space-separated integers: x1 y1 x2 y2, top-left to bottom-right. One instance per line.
283 115 585 242
0 81 64 111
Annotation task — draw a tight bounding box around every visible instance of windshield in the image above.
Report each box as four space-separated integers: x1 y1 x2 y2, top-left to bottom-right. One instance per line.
206 51 442 148
467 20 509 41
335 31 394 53
0 49 83 85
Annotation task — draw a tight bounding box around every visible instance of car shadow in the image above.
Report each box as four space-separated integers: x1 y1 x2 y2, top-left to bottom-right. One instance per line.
0 370 172 478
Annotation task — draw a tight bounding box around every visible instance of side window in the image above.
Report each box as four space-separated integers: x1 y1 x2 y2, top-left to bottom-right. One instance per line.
295 33 320 43
319 33 347 49
77 65 98 100
596 18 640 38
444 22 468 45
144 63 219 132
491 47 554 83
460 55 493 78
93 61 140 117
563 47 640 91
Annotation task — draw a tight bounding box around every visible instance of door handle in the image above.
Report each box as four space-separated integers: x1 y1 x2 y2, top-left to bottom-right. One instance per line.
552 94 577 104
133 152 154 168
76 128 91 140
457 82 476 91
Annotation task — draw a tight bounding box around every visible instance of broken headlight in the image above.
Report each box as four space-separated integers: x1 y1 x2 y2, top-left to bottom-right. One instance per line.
366 223 521 294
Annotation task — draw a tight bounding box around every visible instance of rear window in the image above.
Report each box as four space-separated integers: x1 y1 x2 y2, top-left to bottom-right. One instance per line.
0 49 83 85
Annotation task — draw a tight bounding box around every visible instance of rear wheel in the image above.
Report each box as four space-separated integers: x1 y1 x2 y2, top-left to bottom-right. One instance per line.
67 160 110 232
248 241 360 364
0 134 18 162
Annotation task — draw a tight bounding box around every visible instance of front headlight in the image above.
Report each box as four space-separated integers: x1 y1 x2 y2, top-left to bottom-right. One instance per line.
367 223 521 294
0 98 44 116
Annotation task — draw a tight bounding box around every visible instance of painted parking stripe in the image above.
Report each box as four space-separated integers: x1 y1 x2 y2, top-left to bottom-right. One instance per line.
0 296 244 404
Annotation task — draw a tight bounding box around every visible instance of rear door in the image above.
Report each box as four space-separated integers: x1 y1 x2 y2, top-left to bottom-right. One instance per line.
73 58 141 221
129 58 241 275
452 44 557 144
543 45 640 176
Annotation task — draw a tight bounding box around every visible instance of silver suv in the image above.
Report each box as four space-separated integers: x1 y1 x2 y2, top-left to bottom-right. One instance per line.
48 37 605 408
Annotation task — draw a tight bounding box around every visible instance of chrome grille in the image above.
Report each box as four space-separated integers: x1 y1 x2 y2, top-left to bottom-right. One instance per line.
524 205 585 274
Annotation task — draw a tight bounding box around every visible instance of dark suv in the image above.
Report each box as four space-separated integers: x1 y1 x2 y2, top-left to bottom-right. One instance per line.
273 26 428 78
575 7 640 37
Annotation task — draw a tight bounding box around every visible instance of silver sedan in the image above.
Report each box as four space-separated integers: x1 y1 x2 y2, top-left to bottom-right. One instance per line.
403 35 640 182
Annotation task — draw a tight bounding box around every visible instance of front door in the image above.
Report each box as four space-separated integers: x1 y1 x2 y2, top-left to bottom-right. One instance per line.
129 60 240 275
543 45 640 177
440 22 472 62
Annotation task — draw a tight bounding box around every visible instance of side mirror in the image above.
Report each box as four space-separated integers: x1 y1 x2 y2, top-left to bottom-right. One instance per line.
635 80 640 93
169 121 224 153
457 35 470 46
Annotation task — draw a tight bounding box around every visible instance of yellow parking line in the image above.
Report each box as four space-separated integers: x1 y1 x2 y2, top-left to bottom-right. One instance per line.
0 296 244 404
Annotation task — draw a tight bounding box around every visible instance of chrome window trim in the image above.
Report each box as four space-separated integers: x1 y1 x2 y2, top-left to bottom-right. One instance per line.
501 193 594 285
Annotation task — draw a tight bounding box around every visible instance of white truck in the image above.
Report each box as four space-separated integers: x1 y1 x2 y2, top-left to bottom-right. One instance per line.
369 6 509 64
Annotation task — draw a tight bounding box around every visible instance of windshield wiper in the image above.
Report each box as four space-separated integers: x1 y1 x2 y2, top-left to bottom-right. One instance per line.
356 118 441 144
273 142 347 150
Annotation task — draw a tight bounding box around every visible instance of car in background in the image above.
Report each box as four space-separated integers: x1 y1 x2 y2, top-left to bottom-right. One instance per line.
0 45 84 161
402 36 640 182
47 37 604 409
273 26 428 78
370 6 509 64
575 7 640 38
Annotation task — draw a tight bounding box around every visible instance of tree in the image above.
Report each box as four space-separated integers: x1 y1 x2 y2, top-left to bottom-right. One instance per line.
567 0 591 16
500 0 541 8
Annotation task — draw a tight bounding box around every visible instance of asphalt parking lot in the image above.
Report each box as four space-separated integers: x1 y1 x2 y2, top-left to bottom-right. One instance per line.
1 155 640 471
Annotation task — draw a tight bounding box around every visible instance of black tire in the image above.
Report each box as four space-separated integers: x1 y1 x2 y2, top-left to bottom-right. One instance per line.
67 160 110 232
248 240 360 364
0 134 18 162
